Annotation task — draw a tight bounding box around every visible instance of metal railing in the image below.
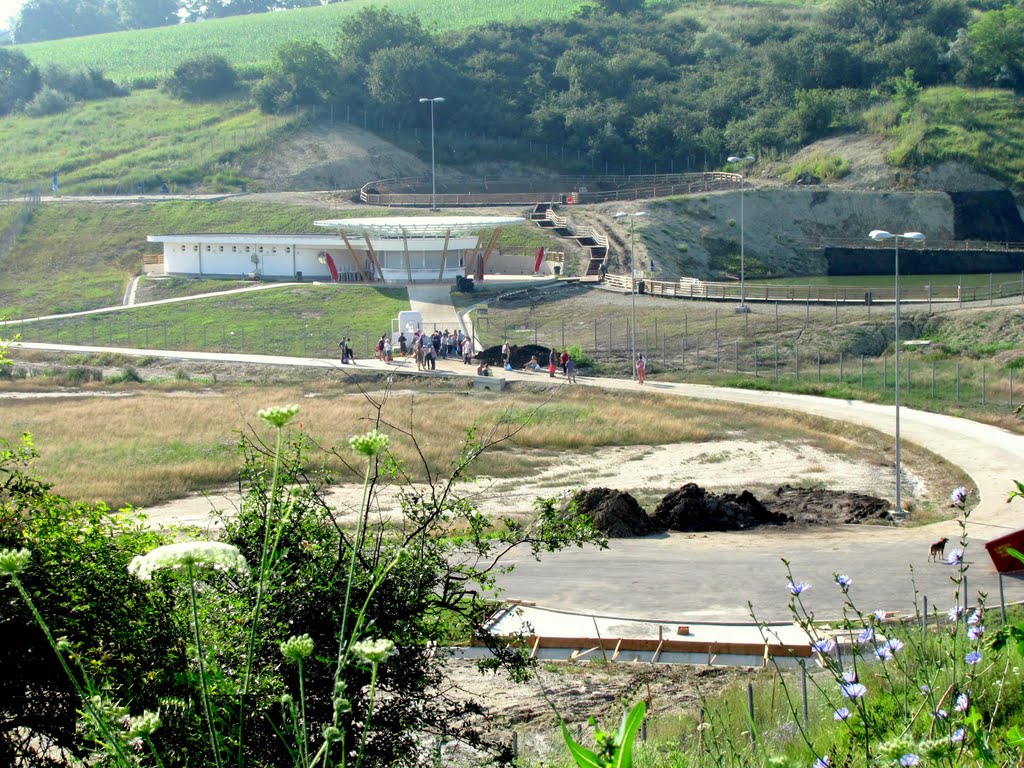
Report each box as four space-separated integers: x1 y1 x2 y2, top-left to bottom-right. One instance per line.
604 273 1024 305
359 172 742 207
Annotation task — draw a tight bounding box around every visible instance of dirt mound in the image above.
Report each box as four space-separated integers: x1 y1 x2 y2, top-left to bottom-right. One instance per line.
570 488 661 538
765 485 891 525
477 343 552 369
653 483 790 532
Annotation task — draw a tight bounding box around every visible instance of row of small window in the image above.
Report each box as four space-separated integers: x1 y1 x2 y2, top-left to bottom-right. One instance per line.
181 245 291 253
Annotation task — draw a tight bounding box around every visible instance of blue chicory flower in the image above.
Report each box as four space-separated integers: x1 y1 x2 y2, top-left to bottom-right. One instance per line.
947 548 965 566
841 683 868 699
788 581 810 595
934 708 948 719
968 625 984 641
814 756 831 768
900 754 920 767
951 728 966 743
955 693 969 712
965 650 982 665
875 645 893 661
813 638 836 654
833 707 851 721
948 605 964 621
835 574 852 587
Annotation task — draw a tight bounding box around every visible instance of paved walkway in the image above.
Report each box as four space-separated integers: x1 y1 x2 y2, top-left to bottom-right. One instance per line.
10 341 1024 623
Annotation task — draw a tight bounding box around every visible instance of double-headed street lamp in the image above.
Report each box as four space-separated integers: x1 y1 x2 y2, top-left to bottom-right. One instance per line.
868 229 926 516
614 210 648 379
418 97 444 210
727 155 755 312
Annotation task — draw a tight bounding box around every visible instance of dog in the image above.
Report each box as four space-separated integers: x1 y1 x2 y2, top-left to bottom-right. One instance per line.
928 537 949 562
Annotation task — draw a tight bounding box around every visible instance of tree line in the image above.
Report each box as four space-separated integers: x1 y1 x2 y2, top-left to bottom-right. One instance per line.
245 1 1024 169
2 0 1023 172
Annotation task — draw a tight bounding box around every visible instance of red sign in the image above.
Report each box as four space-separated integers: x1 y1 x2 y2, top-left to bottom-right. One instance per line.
984 528 1024 573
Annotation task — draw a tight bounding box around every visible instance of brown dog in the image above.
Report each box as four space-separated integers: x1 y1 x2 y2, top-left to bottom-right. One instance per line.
929 537 949 562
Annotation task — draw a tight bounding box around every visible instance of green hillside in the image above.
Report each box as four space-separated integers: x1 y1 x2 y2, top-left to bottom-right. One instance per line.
0 91 296 192
15 0 586 85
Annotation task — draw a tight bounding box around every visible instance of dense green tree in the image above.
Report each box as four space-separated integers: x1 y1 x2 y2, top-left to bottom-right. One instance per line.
163 54 237 101
12 0 118 42
336 7 429 64
365 43 453 111
116 0 180 29
252 40 336 111
0 48 41 116
964 4 1024 89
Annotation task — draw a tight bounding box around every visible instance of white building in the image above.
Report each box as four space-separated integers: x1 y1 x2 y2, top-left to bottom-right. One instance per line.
147 215 533 283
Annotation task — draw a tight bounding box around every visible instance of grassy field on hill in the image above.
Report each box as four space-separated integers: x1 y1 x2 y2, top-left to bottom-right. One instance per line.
10 283 409 357
15 0 586 85
883 87 1024 186
0 91 297 193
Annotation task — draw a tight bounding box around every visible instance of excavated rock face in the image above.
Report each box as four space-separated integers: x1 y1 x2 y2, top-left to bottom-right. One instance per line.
570 488 661 538
653 483 790 532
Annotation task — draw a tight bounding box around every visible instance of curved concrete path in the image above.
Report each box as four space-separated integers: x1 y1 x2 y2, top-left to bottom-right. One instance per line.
11 340 1024 622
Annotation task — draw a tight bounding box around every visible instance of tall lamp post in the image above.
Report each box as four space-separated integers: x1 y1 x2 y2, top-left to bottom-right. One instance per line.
614 210 648 379
418 97 444 210
868 229 926 515
727 155 754 312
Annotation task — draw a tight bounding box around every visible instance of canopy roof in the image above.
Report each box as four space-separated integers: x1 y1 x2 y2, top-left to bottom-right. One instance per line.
313 215 523 238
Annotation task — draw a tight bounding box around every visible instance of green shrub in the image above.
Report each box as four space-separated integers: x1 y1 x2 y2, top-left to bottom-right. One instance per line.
23 87 71 116
567 344 594 368
784 153 850 183
163 54 238 102
105 366 143 384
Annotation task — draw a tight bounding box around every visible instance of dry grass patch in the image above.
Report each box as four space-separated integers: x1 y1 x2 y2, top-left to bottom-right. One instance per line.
0 382 966 513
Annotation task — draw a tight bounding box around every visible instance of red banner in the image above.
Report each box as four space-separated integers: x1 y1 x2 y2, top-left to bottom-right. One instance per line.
534 246 545 273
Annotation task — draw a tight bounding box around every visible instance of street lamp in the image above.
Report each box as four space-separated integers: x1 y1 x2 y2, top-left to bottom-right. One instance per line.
614 210 648 380
418 97 444 210
868 229 926 516
727 155 755 312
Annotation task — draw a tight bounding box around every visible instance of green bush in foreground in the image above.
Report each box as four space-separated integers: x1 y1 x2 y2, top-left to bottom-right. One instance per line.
0 397 605 766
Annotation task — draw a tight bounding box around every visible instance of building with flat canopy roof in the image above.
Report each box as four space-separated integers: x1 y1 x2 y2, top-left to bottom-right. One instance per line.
147 215 530 283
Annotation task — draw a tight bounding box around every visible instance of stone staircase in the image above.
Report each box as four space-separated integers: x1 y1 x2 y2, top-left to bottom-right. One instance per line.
530 203 608 277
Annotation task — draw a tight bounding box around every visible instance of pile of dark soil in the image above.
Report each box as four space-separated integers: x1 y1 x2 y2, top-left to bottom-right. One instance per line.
765 485 891 525
570 488 661 537
477 343 553 369
654 483 790 532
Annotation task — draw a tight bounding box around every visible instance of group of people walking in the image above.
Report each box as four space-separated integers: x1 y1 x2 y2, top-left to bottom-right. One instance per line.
340 331 645 385
340 328 475 371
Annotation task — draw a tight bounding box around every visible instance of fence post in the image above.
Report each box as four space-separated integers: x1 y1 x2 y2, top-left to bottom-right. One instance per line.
717 335 721 372
747 683 756 744
801 661 809 725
